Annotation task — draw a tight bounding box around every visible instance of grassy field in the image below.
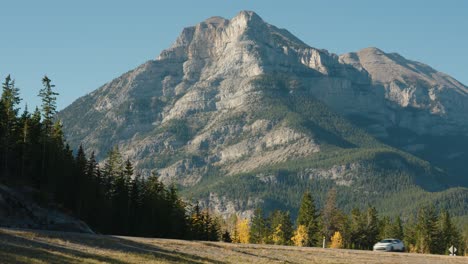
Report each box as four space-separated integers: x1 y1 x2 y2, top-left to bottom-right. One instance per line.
0 228 466 264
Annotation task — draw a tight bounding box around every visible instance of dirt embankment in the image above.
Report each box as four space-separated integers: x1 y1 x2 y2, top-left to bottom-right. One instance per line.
0 185 92 234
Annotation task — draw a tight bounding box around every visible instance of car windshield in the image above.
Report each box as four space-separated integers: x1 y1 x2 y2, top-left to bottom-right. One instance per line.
379 239 394 243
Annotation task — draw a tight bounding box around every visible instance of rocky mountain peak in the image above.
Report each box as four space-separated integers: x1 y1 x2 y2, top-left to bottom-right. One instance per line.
157 11 353 87
231 10 265 27
158 11 267 60
58 11 468 218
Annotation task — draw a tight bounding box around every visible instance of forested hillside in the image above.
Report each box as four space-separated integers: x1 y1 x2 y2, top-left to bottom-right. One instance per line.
0 75 219 240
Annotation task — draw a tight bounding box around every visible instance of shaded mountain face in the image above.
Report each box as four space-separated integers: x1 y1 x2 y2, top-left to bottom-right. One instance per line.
59 11 468 218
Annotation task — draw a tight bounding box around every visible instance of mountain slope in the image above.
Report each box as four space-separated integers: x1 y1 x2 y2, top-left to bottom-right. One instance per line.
58 11 468 219
339 47 468 186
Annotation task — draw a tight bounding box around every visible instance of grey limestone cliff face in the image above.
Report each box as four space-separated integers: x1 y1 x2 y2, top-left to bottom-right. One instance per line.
58 11 468 216
340 47 468 135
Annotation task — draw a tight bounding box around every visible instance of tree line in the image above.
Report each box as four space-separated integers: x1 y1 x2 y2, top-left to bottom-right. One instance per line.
0 74 220 240
229 190 465 255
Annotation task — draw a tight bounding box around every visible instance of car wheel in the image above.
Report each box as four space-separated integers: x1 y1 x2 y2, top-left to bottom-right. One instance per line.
401 247 405 252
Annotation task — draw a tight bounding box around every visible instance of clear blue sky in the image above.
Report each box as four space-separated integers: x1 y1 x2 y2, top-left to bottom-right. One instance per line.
1 0 467 110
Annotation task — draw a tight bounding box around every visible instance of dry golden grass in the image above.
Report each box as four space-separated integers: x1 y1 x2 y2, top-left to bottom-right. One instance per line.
0 228 466 264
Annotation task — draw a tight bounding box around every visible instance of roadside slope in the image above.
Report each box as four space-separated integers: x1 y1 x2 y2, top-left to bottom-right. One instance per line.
1 228 466 264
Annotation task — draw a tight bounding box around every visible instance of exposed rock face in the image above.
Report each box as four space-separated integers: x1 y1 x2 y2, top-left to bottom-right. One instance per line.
340 47 468 135
199 192 260 220
58 11 468 217
299 163 362 187
0 185 93 233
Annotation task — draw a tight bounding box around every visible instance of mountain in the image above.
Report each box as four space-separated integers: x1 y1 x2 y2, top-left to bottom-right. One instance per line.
58 11 468 219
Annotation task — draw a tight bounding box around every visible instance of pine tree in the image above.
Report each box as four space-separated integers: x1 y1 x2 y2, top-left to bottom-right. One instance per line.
38 75 58 134
74 145 88 216
439 210 461 255
1 75 21 178
102 146 124 198
167 184 188 239
379 216 391 239
415 206 440 253
205 211 221 241
349 208 365 249
29 107 43 187
1 75 21 121
18 106 31 180
123 158 134 181
364 206 379 249
193 207 212 241
249 208 267 244
268 210 293 245
222 230 232 242
37 76 58 189
403 216 417 253
85 151 101 229
390 216 404 240
128 172 143 235
296 191 319 246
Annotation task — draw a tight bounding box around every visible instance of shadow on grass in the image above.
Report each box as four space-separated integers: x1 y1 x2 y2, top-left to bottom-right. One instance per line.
199 241 299 264
0 231 127 264
102 236 227 264
1 230 226 264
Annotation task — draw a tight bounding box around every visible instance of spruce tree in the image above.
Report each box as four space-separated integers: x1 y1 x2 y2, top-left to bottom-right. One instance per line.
349 208 365 249
1 75 21 178
85 151 100 228
128 172 143 235
390 216 404 240
268 210 293 245
296 191 319 246
415 206 440 253
123 158 134 180
379 216 392 239
29 107 43 187
166 184 187 239
102 146 124 198
439 210 461 255
18 106 31 180
37 76 58 188
249 208 267 244
74 145 88 216
365 206 379 249
38 76 58 134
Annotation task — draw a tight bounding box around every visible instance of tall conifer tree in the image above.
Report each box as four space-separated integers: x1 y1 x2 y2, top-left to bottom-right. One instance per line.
250 208 267 244
1 75 21 178
296 191 319 246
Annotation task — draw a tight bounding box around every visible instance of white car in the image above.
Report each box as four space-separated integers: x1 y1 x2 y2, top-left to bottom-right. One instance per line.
373 239 405 252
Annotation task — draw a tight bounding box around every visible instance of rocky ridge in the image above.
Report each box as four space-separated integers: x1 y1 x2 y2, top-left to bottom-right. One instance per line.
58 11 468 218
